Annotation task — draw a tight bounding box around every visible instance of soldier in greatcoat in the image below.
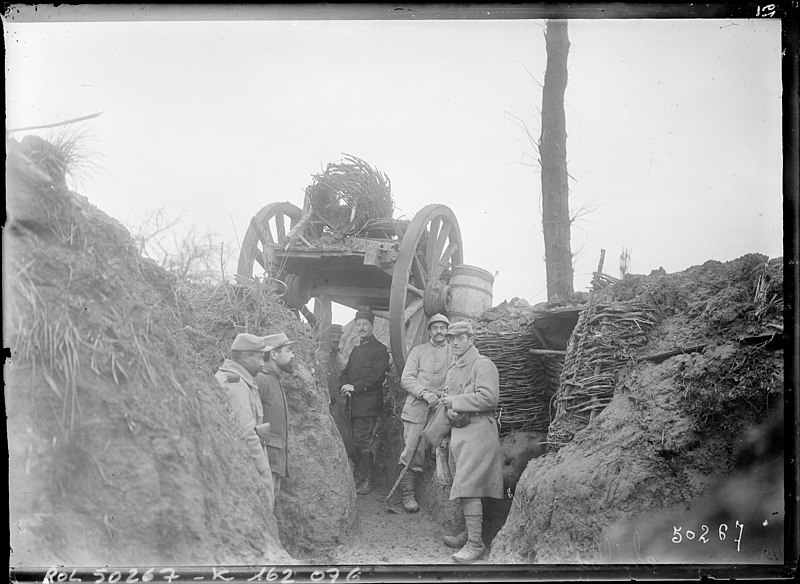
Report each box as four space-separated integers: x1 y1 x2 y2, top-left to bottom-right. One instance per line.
256 332 296 497
399 313 451 512
340 309 390 495
215 333 276 511
439 321 503 563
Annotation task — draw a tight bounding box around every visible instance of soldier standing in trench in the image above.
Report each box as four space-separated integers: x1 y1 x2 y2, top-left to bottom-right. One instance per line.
340 309 390 495
398 313 451 512
255 332 297 498
439 321 503 563
326 324 356 460
215 333 276 511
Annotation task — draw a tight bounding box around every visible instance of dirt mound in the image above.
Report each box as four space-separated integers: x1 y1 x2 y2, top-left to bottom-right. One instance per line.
175 282 359 560
488 254 783 563
6 152 289 565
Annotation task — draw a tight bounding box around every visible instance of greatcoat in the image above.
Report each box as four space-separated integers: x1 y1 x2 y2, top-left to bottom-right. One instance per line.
256 369 290 479
339 334 390 418
215 359 273 481
446 345 504 500
400 341 451 424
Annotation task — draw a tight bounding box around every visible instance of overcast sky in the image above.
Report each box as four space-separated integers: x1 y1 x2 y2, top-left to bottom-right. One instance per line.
5 9 783 323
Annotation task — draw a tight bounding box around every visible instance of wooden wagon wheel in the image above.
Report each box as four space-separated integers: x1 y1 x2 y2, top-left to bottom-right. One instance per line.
389 204 463 374
237 201 331 329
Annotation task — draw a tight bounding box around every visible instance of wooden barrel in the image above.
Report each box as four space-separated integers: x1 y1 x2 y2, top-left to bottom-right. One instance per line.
449 264 494 322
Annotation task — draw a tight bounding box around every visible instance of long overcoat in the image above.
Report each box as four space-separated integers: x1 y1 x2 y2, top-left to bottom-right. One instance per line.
256 370 290 479
215 359 272 481
339 335 390 418
400 341 451 424
446 345 504 500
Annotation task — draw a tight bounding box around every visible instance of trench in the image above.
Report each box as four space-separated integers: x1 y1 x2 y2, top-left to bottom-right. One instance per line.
328 471 501 565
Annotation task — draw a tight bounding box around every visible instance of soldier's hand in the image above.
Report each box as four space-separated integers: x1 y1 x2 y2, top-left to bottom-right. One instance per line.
340 384 355 397
422 391 439 406
440 395 454 409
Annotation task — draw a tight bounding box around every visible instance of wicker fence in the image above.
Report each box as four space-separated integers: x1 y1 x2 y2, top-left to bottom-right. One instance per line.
474 327 557 435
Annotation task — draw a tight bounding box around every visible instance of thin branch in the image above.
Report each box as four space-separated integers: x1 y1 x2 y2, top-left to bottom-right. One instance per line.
7 111 104 133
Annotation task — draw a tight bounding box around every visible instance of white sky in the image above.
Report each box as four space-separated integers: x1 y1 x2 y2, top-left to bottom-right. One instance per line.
5 11 783 324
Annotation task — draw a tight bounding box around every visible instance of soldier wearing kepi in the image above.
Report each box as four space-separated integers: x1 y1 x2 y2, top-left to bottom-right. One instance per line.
340 309 390 495
439 321 503 564
398 313 451 512
256 332 296 498
215 333 276 511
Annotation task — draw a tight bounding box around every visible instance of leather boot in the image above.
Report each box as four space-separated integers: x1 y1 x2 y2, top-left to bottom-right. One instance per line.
356 458 374 495
451 514 485 564
401 471 419 513
442 531 467 548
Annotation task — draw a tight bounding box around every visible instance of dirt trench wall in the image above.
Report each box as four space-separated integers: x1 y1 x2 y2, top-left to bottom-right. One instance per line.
272 366 358 560
6 167 290 566
488 255 784 564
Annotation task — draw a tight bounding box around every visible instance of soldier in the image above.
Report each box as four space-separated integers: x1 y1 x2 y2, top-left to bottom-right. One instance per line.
215 333 276 511
398 313 451 512
340 309 390 495
326 324 355 460
439 321 503 563
256 332 296 497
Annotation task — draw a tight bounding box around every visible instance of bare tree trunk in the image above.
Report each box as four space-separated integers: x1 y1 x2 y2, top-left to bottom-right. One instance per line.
540 19 574 301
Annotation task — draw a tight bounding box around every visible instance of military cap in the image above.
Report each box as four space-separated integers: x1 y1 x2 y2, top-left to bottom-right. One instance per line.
263 332 296 352
355 309 375 323
445 321 474 337
427 313 450 328
231 333 269 351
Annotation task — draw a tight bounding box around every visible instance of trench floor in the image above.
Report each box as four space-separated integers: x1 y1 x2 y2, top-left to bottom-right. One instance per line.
329 485 493 566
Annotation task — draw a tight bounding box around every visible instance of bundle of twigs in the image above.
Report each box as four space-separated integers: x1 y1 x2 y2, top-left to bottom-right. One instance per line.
474 327 555 435
546 296 659 450
753 258 783 321
303 154 393 236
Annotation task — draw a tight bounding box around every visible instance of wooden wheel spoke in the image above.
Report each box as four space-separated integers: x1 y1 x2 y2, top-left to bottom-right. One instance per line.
436 241 459 275
254 250 266 269
407 284 424 297
253 219 274 245
405 310 426 351
434 221 452 264
425 217 441 270
404 297 424 324
276 213 286 242
412 253 428 286
413 314 428 347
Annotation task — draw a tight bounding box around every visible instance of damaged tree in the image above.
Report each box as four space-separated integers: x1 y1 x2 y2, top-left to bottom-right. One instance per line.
540 19 574 300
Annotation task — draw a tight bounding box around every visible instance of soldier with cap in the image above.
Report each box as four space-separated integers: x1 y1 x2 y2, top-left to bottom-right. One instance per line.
398 313 452 512
340 309 390 495
438 321 503 564
255 332 296 497
326 324 355 460
215 333 276 511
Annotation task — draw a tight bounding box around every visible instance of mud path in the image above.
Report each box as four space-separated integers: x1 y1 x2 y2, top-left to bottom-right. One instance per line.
330 486 492 565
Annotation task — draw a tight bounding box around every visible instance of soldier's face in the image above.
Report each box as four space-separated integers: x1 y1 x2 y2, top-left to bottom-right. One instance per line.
355 318 373 339
330 332 342 350
271 346 295 374
429 323 448 344
448 333 473 358
242 351 266 376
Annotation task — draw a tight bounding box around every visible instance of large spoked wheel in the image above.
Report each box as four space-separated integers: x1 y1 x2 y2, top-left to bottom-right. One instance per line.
389 204 463 374
237 201 331 330
237 201 303 281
